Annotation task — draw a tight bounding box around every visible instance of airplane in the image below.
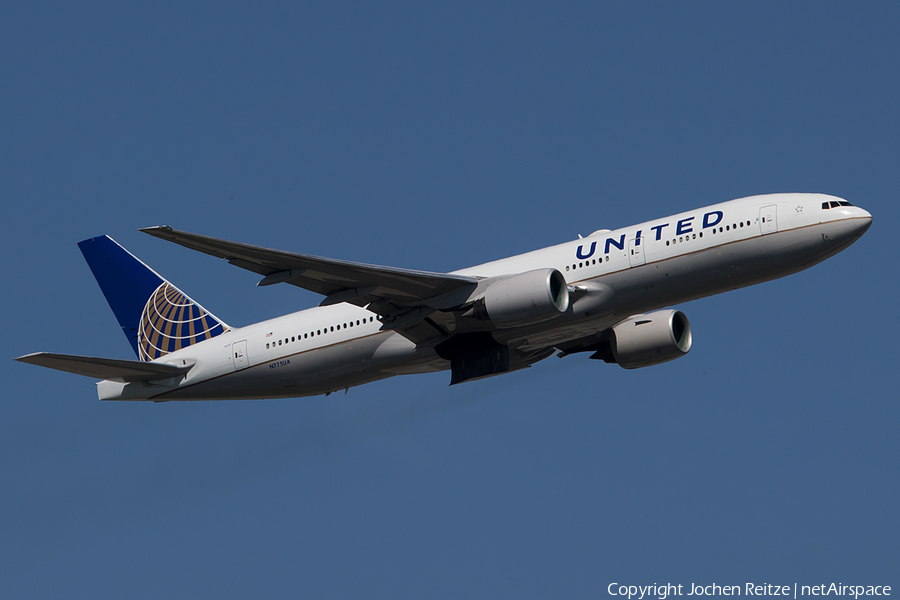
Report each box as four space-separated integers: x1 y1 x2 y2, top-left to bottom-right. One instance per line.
16 193 871 402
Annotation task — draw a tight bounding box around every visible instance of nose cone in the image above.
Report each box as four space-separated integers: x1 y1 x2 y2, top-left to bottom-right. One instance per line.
825 205 872 249
852 206 873 236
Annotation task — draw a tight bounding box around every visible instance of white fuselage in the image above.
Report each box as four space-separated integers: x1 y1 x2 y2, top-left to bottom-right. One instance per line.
98 193 872 401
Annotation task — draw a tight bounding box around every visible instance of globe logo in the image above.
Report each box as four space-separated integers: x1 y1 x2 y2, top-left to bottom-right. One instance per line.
137 282 227 361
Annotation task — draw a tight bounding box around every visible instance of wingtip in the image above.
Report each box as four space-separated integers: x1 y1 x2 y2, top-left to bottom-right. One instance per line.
138 226 178 241
15 352 45 363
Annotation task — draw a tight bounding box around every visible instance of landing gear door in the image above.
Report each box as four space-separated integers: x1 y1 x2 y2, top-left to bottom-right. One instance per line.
232 340 249 370
628 237 646 267
760 205 778 235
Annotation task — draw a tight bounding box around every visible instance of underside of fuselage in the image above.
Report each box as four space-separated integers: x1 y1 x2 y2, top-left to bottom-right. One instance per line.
105 330 449 401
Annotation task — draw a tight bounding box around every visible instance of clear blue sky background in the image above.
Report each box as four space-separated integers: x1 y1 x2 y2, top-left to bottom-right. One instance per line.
2 2 897 598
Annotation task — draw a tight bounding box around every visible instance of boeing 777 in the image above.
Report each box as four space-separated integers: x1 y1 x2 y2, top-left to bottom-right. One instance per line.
16 193 871 401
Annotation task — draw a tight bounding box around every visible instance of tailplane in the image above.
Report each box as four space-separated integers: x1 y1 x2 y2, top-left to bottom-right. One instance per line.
78 235 229 361
15 352 191 382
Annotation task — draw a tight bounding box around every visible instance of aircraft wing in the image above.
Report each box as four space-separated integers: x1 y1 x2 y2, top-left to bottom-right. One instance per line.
140 227 480 335
15 352 191 382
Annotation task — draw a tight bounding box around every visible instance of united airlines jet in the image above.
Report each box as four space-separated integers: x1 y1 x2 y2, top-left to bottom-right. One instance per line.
16 193 871 401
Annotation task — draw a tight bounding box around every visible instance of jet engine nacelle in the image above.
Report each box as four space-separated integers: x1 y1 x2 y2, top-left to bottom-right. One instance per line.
474 268 570 329
603 309 692 369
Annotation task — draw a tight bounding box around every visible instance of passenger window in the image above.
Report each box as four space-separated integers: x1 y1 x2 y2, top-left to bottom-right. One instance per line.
317 330 321 335
266 343 270 349
304 333 308 339
278 340 282 346
356 320 360 325
330 326 334 332
726 225 729 231
666 241 670 246
291 336 295 342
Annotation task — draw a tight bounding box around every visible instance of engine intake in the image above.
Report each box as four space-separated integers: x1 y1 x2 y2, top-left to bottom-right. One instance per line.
595 309 692 369
474 268 569 329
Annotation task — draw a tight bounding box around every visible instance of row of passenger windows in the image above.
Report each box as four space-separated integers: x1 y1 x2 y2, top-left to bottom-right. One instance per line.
667 232 701 245
666 220 753 245
822 201 854 209
266 316 376 349
567 255 610 272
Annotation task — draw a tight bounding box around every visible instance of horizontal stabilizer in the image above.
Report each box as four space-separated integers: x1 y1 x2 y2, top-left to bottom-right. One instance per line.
15 352 191 382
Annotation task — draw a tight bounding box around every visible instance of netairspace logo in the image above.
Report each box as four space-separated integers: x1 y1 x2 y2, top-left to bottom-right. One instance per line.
607 584 892 600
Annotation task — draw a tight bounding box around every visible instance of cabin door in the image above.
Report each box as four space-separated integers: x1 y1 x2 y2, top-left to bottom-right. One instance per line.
760 205 778 235
232 340 249 370
628 237 646 267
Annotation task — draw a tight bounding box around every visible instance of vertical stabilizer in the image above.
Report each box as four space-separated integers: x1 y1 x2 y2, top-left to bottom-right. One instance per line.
78 236 229 361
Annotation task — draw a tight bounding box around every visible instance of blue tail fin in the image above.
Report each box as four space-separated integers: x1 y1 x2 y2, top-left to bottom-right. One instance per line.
78 235 229 361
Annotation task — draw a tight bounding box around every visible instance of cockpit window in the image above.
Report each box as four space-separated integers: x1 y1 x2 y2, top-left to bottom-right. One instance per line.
824 200 855 210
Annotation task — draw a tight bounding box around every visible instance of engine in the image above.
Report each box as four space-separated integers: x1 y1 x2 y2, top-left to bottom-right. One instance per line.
597 309 692 369
472 268 569 329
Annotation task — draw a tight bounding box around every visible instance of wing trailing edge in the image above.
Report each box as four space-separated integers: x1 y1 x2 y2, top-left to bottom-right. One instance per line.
138 226 479 311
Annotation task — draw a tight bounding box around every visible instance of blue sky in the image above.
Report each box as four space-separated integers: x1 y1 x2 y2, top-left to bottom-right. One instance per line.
2 2 897 598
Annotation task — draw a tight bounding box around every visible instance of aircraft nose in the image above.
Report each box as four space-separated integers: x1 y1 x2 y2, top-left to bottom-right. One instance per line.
822 204 872 248
853 207 873 235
